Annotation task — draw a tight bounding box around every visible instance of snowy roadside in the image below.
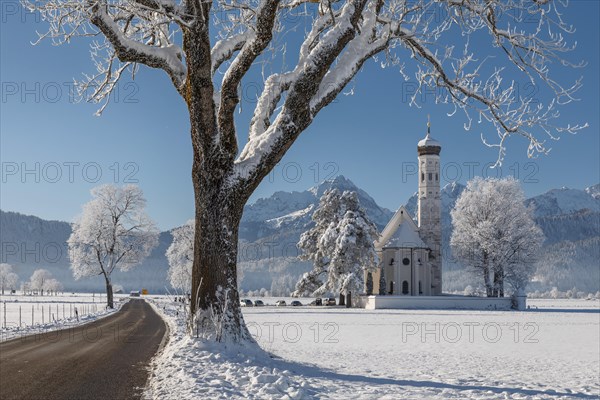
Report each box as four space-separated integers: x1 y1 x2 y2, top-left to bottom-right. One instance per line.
144 297 599 399
0 297 129 342
144 297 312 400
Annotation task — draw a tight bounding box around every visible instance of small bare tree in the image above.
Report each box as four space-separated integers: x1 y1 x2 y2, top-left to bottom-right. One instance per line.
68 184 159 308
24 0 585 341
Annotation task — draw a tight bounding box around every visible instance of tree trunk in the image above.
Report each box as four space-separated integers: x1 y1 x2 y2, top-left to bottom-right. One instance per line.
494 268 504 298
189 173 251 342
483 268 493 297
105 276 114 309
482 253 494 297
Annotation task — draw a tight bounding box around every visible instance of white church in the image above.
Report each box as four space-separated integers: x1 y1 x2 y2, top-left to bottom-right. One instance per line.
364 121 442 297
361 121 525 311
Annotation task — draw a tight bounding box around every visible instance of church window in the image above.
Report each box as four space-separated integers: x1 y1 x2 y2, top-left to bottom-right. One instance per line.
402 281 409 295
421 173 424 182
402 257 410 266
389 258 395 266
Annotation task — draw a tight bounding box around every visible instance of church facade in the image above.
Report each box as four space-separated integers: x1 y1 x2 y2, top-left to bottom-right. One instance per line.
365 122 443 296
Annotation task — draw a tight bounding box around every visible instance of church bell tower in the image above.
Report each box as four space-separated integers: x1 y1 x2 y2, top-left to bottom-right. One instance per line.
417 117 442 295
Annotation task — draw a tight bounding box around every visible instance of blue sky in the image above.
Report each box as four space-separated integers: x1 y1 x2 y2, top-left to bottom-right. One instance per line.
1 1 598 230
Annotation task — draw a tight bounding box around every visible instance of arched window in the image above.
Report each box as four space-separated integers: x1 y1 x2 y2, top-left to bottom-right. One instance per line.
402 281 409 295
421 173 424 182
428 173 432 181
389 258 395 266
419 281 423 294
389 281 394 294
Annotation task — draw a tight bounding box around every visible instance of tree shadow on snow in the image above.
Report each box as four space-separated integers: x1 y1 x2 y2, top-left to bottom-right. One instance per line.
263 354 598 399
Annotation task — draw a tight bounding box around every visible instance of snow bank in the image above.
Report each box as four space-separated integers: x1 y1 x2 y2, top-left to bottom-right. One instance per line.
146 297 599 399
144 297 311 399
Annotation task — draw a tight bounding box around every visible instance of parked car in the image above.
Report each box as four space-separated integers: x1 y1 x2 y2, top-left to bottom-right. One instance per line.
240 299 253 307
275 300 287 307
130 290 141 297
324 297 336 306
290 300 303 306
253 300 265 307
310 298 323 306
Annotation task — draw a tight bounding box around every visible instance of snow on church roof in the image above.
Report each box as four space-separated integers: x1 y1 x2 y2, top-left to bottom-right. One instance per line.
417 134 441 148
418 118 441 147
385 221 428 248
375 206 428 250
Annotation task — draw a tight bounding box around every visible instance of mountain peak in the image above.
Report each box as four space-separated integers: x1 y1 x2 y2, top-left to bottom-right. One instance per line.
309 175 358 196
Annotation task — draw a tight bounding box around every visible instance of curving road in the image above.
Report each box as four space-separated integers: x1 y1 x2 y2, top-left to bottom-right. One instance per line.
0 299 166 400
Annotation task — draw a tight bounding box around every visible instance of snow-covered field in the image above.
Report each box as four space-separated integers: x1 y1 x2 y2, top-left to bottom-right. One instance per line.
0 293 128 342
146 297 600 399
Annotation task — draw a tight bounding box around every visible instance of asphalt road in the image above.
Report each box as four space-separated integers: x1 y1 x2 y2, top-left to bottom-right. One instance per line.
0 299 166 400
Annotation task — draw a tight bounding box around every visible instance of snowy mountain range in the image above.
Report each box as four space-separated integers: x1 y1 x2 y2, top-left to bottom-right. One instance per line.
1 176 598 293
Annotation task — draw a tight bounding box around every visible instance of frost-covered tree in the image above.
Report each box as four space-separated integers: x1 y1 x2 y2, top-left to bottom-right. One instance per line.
0 264 19 295
29 269 53 296
293 189 341 296
43 278 64 296
25 0 585 340
68 184 159 308
295 189 379 298
450 177 544 297
166 220 195 293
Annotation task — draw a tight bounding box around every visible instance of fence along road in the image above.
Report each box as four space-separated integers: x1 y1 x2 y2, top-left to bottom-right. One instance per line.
0 299 166 400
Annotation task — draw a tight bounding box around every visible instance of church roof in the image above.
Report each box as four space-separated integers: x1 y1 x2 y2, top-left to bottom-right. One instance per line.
375 206 428 250
385 222 428 248
417 119 441 148
417 133 441 148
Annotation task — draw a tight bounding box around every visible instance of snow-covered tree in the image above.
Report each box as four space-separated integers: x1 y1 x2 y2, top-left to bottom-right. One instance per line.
450 177 544 297
25 0 585 341
166 220 195 293
29 269 53 296
295 189 379 299
0 264 19 295
68 184 159 308
43 278 64 296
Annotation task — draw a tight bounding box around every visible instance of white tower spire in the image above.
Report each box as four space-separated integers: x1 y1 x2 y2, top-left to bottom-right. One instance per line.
417 118 442 295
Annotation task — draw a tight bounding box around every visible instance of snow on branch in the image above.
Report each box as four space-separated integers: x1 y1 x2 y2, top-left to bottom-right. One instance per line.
25 0 587 174
227 0 586 187
90 3 186 89
218 0 281 157
23 0 187 113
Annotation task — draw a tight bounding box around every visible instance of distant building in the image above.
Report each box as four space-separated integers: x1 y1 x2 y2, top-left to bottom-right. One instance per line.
365 120 442 296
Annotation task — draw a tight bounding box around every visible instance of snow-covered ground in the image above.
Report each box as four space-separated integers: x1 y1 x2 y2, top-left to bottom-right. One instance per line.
0 293 128 342
146 297 599 399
